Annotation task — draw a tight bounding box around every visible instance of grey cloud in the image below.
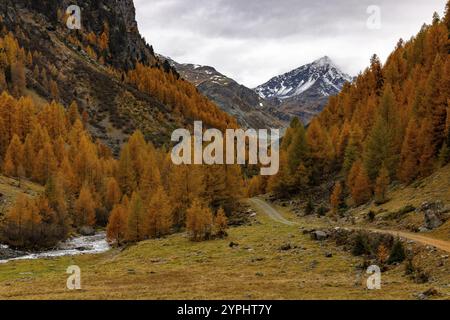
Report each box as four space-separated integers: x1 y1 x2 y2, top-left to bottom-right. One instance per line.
134 0 447 87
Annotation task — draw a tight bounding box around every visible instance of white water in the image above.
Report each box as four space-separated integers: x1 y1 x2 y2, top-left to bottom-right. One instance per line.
0 232 110 264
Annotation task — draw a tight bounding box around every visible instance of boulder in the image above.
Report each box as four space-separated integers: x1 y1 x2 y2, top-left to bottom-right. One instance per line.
310 230 328 241
417 201 447 230
424 211 443 229
416 288 440 300
0 245 27 260
79 226 95 236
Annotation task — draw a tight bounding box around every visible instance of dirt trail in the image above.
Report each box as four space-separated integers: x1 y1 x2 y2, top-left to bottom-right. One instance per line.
249 198 450 254
248 198 298 226
368 229 450 254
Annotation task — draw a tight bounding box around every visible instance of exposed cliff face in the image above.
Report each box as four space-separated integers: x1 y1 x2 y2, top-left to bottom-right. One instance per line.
0 0 179 151
6 0 155 70
163 56 285 129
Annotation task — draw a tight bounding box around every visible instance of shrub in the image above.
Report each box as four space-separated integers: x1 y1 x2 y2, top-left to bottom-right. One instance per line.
367 211 376 222
387 239 406 264
352 232 372 256
304 199 315 216
404 257 430 283
317 206 328 217
404 258 416 275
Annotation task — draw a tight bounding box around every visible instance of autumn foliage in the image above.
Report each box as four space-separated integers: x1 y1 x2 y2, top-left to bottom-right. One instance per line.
258 4 450 210
0 91 243 248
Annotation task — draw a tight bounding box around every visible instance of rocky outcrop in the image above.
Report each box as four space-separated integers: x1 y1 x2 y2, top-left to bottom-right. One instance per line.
417 201 449 230
0 0 181 150
10 0 155 70
163 56 284 129
310 230 328 241
255 56 353 124
0 245 27 261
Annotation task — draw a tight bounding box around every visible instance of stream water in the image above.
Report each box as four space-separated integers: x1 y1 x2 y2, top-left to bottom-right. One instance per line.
0 232 110 264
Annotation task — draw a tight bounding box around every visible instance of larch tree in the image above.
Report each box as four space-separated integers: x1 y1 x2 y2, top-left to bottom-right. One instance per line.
424 55 447 151
146 186 173 238
32 141 58 184
105 177 122 211
307 119 333 177
398 119 420 183
364 86 400 180
106 204 128 246
11 59 26 96
342 126 364 175
186 199 214 242
126 192 146 242
417 119 436 177
374 166 390 204
214 207 228 238
117 143 137 196
2 134 24 177
74 184 97 227
330 182 344 215
168 164 204 228
0 195 41 249
67 101 81 125
348 161 372 206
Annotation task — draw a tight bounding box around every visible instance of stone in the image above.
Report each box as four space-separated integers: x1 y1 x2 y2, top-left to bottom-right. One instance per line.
302 228 315 235
229 242 239 248
424 210 443 229
310 230 328 241
79 226 95 236
417 288 440 300
418 201 446 230
279 243 292 251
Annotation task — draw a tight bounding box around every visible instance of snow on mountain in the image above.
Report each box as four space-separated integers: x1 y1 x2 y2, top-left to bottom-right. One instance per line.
254 56 352 100
159 55 284 129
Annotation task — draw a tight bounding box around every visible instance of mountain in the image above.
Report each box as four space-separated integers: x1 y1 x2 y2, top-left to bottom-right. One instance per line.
0 0 235 152
162 56 284 129
255 56 353 123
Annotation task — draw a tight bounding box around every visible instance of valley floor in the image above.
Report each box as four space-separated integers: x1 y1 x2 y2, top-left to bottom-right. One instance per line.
0 199 449 300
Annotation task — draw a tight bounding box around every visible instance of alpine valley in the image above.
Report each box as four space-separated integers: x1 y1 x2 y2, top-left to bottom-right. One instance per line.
0 0 449 302
163 55 353 127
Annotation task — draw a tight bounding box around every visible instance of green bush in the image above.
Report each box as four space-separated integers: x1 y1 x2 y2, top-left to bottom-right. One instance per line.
317 206 328 217
387 239 406 264
352 232 372 256
304 199 315 216
367 211 376 222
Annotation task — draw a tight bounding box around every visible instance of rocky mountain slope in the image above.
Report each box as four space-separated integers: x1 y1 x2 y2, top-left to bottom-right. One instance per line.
0 0 235 151
163 56 284 129
255 56 353 123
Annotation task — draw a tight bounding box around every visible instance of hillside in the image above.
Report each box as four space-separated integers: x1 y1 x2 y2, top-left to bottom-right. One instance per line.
259 5 450 205
1 201 448 299
163 56 285 129
0 0 236 151
255 56 353 124
347 164 450 241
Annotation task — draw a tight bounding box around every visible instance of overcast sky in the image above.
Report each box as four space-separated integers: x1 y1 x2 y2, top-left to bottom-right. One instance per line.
134 0 447 88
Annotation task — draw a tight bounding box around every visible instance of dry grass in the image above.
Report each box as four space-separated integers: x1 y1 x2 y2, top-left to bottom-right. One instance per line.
347 165 450 241
0 206 448 300
0 175 44 217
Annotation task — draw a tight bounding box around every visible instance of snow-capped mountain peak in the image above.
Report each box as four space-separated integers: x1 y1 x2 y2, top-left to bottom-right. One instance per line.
254 56 352 100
